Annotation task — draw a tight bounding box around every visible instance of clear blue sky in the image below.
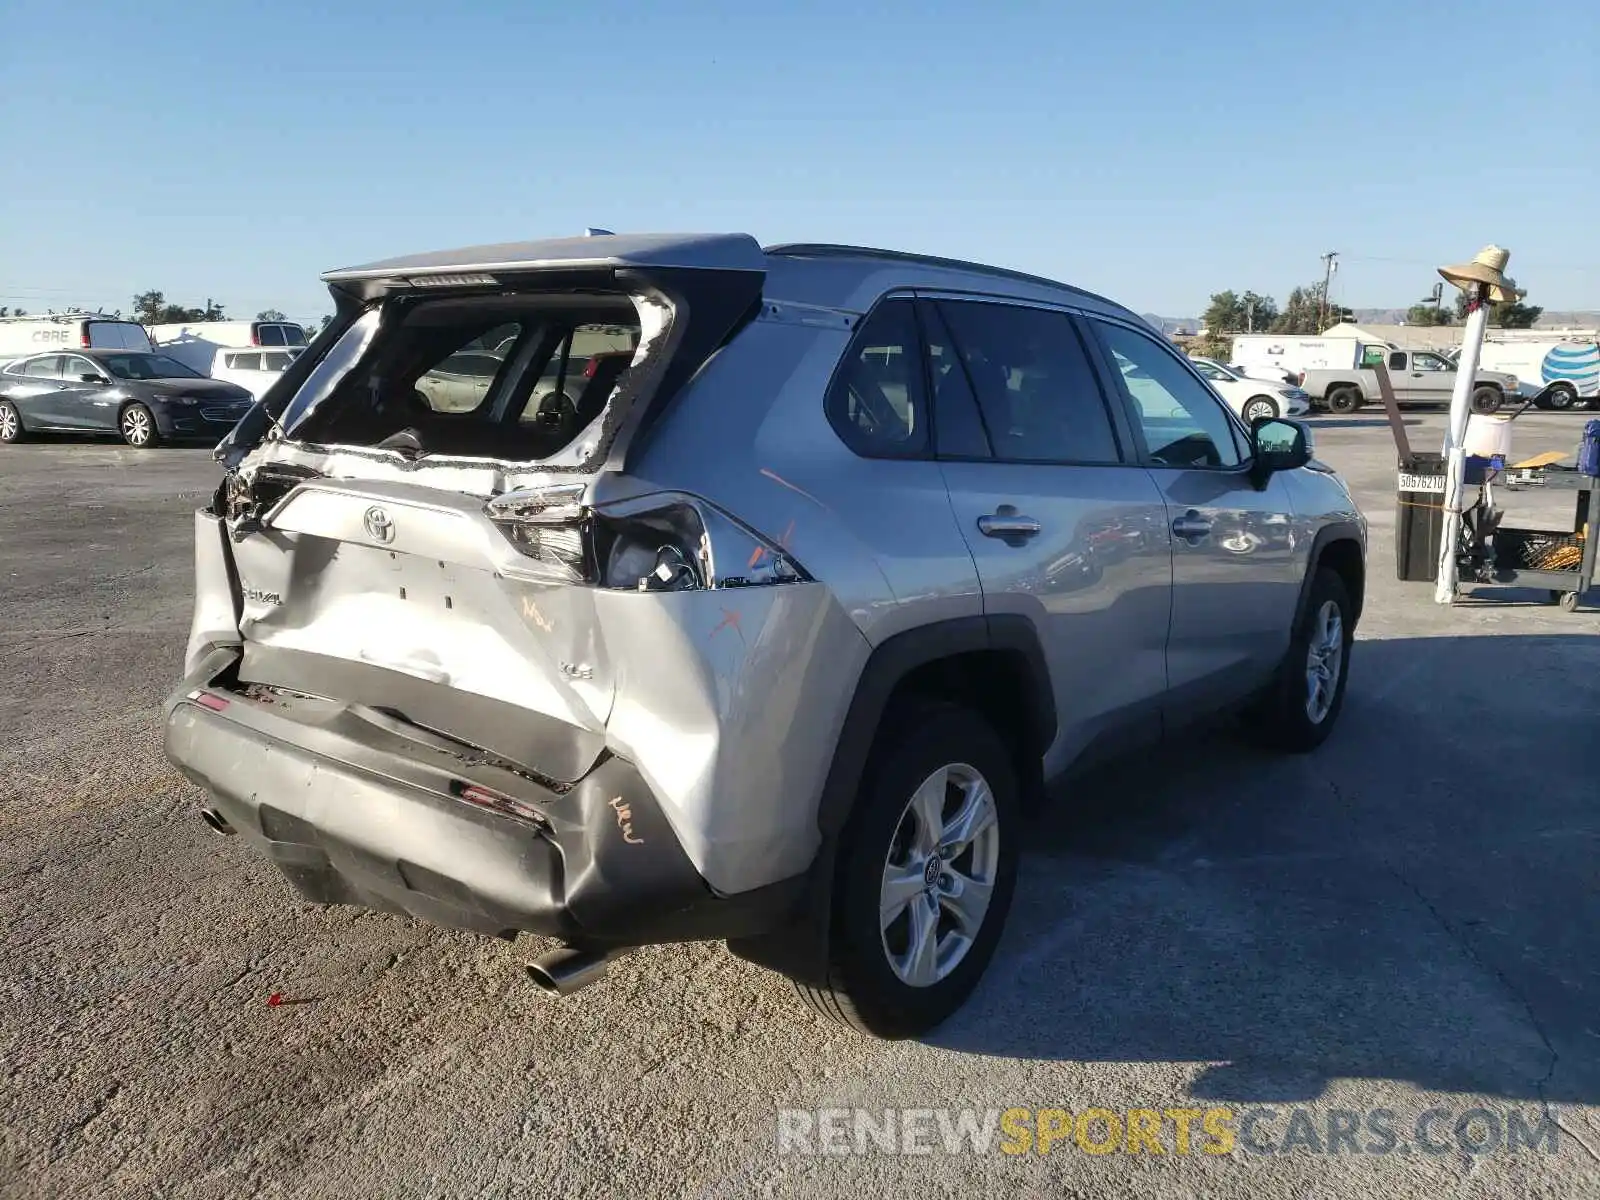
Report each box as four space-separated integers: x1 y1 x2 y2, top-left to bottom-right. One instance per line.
2 0 1596 324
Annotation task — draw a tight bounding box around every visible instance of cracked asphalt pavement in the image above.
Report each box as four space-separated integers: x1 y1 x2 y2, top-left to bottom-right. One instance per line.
2 415 1598 1198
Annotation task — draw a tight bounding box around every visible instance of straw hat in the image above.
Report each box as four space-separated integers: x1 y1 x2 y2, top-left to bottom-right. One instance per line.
1438 245 1523 304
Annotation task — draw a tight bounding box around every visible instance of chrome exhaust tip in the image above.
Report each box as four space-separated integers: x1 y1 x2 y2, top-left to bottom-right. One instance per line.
526 946 618 998
199 806 235 836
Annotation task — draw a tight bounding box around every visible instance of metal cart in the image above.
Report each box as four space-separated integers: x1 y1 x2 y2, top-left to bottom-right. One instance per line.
1466 466 1600 612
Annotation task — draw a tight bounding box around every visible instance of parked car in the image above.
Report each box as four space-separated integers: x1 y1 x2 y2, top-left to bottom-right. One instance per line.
1187 356 1311 422
0 349 254 447
211 347 304 400
1302 348 1517 415
163 232 1366 1038
0 312 153 366
149 319 310 375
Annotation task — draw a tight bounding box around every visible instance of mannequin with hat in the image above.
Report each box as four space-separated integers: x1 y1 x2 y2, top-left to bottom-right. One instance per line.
1434 246 1523 603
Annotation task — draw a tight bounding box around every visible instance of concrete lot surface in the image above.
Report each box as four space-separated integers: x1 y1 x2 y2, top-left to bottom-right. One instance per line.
1 412 1597 1198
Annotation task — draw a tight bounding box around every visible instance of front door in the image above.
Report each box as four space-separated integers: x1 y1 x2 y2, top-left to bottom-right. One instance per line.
1084 317 1303 713
1406 350 1458 406
57 354 117 430
920 297 1173 771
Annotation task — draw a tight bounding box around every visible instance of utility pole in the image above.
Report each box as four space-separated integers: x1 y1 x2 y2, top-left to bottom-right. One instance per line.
1318 251 1339 330
1246 297 1254 333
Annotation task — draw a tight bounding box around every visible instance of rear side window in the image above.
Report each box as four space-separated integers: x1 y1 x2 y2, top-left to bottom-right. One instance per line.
263 351 294 370
24 356 62 379
934 300 1122 465
825 299 928 458
282 325 308 346
229 352 262 370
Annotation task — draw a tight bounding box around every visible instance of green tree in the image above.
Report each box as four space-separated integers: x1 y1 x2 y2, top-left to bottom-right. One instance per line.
1405 303 1451 327
132 290 225 325
1269 281 1351 334
317 314 333 332
1203 289 1279 333
256 308 286 321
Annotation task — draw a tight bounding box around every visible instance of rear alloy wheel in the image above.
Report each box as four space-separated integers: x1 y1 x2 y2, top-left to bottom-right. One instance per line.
0 400 24 444
1471 386 1503 415
1543 384 1576 411
1242 396 1279 424
1325 386 1362 415
120 403 159 448
1249 567 1354 752
796 705 1019 1038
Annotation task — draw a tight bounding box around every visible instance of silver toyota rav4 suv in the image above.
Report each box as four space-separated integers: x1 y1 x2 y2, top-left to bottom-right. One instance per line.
164 233 1366 1038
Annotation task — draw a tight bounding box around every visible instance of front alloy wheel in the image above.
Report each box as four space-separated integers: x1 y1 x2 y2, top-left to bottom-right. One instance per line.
1304 599 1345 725
121 404 157 448
880 763 1000 988
1243 396 1279 424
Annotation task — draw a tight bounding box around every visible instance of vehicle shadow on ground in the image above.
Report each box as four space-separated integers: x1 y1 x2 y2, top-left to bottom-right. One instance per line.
930 633 1600 1106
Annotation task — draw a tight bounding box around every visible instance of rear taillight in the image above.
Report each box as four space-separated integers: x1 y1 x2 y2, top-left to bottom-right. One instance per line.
1297 371 1305 386
80 330 91 347
484 487 807 592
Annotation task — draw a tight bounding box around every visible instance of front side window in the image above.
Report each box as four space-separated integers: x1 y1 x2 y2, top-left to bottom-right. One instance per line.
1192 360 1230 381
1090 320 1243 469
63 356 100 380
263 351 294 370
1412 353 1449 372
825 299 927 458
934 300 1121 464
229 353 262 371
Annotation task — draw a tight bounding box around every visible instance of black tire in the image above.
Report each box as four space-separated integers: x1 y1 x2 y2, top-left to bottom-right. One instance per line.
1248 568 1354 753
1325 386 1362 415
0 400 25 444
795 704 1020 1039
1471 386 1503 415
1543 384 1576 411
1242 395 1279 424
120 403 160 449
1560 591 1581 613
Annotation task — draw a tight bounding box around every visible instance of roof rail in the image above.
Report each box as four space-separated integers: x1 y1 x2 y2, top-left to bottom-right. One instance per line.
762 242 1120 309
0 310 123 323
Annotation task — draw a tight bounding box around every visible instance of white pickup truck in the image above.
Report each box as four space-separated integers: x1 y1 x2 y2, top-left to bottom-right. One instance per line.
1301 348 1518 415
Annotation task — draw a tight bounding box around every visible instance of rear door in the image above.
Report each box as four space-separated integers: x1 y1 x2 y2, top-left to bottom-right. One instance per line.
1084 316 1302 713
925 297 1173 768
10 355 70 426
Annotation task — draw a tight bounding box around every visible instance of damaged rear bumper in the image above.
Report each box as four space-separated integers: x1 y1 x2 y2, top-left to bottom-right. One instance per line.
163 649 803 947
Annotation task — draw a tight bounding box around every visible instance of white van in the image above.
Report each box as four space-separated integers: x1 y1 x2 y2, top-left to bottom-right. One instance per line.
148 320 309 375
209 346 304 400
1231 334 1392 377
1476 336 1599 410
0 313 153 365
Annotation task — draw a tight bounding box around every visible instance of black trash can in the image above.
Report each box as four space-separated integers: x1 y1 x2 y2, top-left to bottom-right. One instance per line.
1396 451 1446 582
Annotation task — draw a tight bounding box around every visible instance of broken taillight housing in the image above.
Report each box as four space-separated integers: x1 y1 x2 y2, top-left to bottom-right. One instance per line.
485 486 806 592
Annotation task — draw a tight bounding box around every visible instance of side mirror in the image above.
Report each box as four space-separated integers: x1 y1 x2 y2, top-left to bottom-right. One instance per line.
1250 417 1311 484
79 372 107 383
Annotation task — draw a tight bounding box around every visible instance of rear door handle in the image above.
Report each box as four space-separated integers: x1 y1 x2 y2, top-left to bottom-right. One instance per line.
978 506 1042 540
1171 510 1213 542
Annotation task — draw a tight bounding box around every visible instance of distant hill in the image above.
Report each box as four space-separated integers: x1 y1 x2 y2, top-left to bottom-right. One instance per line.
1350 307 1599 330
1141 312 1201 334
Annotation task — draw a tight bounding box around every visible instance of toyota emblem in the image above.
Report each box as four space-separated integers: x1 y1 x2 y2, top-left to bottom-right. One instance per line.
363 506 395 543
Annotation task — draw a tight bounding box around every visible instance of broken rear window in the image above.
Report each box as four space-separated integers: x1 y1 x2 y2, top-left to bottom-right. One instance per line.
273 293 649 464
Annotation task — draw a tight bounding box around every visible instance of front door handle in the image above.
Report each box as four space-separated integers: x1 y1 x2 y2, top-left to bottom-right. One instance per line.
978 506 1042 541
1172 510 1213 543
